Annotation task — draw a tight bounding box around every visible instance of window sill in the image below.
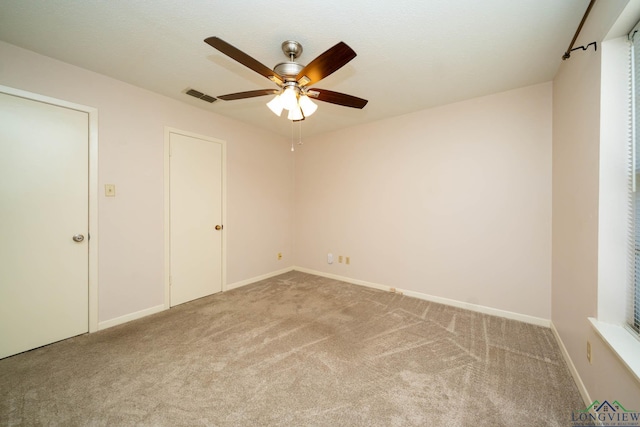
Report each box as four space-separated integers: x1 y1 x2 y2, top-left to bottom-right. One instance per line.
588 317 640 384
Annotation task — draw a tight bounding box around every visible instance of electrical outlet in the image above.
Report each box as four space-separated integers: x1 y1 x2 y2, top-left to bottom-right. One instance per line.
277 252 282 260
587 341 592 364
346 256 350 265
338 255 343 263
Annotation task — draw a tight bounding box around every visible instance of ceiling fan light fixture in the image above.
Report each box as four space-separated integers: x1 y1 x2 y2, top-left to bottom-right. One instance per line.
287 105 304 121
280 86 298 111
298 95 318 117
266 95 284 116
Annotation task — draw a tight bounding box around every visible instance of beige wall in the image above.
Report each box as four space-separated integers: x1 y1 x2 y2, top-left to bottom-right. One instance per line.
552 0 640 405
294 83 553 319
0 41 293 323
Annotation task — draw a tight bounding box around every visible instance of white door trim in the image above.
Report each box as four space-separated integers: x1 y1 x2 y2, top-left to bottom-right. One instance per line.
164 127 227 309
0 84 99 333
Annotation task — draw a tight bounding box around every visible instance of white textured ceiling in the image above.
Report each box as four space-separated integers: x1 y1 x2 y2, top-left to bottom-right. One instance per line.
0 0 588 137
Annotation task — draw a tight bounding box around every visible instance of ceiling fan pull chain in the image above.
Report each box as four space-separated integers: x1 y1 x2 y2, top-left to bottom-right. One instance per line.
291 120 295 152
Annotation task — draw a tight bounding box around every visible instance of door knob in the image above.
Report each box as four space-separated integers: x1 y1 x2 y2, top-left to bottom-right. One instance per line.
72 234 85 242
215 225 223 231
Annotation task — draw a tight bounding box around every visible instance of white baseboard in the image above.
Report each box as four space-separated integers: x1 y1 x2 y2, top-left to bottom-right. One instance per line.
98 304 166 331
97 268 295 331
402 288 551 327
97 267 550 332
293 266 550 327
551 321 591 406
294 266 390 291
225 266 295 291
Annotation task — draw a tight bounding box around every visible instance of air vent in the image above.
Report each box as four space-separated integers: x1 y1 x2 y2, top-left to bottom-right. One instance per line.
186 89 204 98
185 88 217 103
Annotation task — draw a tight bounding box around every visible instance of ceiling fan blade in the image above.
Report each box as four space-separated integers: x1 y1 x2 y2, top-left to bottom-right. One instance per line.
307 89 368 109
205 37 283 83
296 42 357 86
218 89 279 101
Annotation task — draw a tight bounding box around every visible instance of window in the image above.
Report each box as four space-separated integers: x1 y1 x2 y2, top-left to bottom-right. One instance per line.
630 23 640 335
589 27 640 381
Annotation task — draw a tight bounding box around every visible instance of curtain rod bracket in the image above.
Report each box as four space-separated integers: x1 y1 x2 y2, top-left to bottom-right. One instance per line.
562 41 598 60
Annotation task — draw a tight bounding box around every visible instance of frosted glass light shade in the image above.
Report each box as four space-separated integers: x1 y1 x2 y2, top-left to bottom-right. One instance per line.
266 95 284 116
298 95 318 117
280 87 298 111
287 106 304 121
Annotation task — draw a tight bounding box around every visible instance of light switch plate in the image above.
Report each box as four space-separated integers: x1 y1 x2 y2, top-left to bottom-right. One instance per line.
105 184 116 197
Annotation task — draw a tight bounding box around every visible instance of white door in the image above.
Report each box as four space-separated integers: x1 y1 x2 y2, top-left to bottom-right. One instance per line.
0 92 89 359
169 131 223 306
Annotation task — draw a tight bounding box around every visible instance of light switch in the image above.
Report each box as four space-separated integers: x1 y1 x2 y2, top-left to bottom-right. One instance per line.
105 184 116 197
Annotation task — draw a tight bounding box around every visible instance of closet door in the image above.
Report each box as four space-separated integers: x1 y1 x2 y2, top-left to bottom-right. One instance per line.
0 92 89 359
169 131 223 306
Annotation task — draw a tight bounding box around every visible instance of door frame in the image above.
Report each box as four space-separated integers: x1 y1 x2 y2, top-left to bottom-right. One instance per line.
163 127 227 308
0 84 99 333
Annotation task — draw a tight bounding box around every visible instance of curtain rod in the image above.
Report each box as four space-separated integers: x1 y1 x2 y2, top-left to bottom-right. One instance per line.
562 0 597 60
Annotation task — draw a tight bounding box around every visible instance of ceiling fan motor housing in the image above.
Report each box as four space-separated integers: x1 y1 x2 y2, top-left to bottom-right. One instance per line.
274 62 304 80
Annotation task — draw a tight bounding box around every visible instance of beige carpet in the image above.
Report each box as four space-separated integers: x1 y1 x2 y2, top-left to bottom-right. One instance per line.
0 271 583 426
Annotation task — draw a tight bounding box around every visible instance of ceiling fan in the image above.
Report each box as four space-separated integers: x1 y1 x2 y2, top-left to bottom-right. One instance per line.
204 37 368 121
